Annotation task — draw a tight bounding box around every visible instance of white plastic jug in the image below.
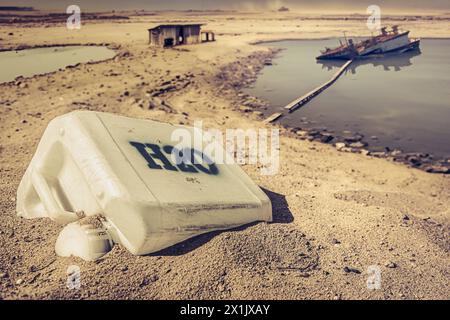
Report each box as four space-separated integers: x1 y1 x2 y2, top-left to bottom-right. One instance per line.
17 111 272 261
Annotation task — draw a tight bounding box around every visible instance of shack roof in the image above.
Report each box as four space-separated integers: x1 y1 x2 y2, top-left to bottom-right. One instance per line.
148 23 204 31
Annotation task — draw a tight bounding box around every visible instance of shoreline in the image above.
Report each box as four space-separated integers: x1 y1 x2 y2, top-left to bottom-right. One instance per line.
233 41 450 175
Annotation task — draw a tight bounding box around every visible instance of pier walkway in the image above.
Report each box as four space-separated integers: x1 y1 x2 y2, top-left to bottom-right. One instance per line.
264 59 353 123
284 59 353 112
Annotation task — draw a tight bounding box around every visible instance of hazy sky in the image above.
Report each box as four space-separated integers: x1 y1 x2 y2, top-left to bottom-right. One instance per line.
1 0 449 13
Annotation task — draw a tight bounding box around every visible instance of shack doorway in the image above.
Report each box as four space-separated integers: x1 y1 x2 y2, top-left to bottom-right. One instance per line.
179 27 186 45
164 38 174 47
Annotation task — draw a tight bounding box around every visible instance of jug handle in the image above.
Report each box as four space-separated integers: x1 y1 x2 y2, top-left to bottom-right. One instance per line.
31 169 80 225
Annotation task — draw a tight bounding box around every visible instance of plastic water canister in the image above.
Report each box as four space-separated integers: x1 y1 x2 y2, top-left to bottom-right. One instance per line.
16 111 272 260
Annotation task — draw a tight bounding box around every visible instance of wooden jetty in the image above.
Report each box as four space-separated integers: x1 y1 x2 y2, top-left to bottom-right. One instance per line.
263 112 283 124
284 59 353 113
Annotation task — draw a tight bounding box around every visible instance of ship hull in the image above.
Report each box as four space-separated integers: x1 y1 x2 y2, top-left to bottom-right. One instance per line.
360 39 420 58
316 31 420 60
316 50 356 60
358 32 411 56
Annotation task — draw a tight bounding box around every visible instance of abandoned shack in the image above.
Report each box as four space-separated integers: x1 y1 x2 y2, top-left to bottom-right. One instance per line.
148 23 215 47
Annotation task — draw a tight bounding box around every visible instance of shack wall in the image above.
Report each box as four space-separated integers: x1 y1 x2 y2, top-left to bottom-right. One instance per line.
162 27 180 45
182 25 201 45
149 30 160 46
149 25 202 47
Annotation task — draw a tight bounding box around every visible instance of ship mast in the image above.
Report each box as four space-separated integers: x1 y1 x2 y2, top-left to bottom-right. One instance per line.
343 31 348 45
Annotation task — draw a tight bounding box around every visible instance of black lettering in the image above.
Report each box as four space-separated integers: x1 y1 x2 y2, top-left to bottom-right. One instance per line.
130 141 163 170
129 141 178 171
191 149 219 175
130 142 219 175
145 143 178 171
163 145 198 173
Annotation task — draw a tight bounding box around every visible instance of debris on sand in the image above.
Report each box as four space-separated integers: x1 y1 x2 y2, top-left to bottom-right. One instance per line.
385 261 398 269
343 266 361 274
146 73 193 97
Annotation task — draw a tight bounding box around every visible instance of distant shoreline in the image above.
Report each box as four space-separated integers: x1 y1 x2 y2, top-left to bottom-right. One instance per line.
0 6 34 11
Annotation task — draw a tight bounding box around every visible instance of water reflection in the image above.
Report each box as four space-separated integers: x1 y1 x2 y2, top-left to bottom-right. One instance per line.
317 48 422 73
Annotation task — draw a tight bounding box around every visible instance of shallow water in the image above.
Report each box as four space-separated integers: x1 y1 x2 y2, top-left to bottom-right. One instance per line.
246 39 450 159
0 46 116 83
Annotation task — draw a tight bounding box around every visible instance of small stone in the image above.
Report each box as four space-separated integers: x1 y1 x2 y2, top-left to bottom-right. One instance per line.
402 215 410 221
0 272 8 279
120 265 128 272
408 156 421 166
16 278 24 285
299 273 310 278
149 274 159 282
239 106 252 113
139 278 149 287
424 165 450 174
343 266 361 274
341 147 353 153
385 261 397 268
296 130 308 137
307 130 320 136
335 142 346 151
371 151 387 158
331 238 341 245
349 141 367 148
360 149 370 156
320 134 334 143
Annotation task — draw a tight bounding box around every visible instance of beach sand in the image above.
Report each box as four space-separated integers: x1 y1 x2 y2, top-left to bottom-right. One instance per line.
0 11 449 299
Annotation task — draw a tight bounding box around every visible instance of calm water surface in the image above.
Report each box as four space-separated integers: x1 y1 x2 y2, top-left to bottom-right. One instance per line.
246 39 450 158
0 46 116 83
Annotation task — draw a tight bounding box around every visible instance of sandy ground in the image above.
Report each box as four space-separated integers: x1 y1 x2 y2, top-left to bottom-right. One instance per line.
0 11 449 300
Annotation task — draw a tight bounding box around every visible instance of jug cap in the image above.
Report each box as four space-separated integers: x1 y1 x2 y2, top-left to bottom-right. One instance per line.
55 219 113 261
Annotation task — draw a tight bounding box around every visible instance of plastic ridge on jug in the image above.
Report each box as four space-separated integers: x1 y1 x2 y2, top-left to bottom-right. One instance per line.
16 111 272 261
